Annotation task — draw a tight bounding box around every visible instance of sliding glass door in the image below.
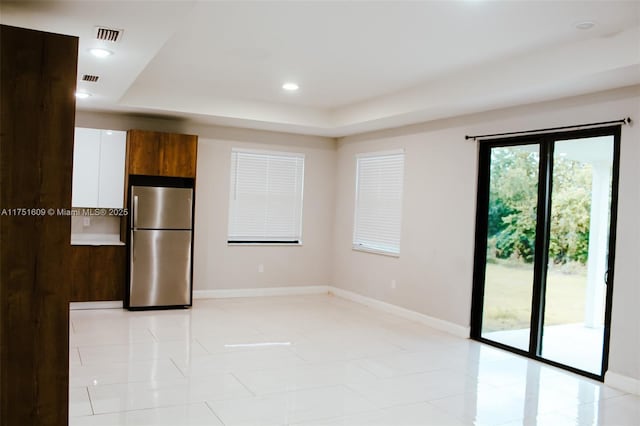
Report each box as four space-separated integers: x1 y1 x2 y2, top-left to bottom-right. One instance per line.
471 127 620 380
541 136 616 375
480 144 539 351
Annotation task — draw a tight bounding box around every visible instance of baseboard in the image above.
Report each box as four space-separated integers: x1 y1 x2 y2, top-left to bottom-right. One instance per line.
328 286 470 338
192 284 469 338
70 301 123 310
605 371 640 395
193 285 329 299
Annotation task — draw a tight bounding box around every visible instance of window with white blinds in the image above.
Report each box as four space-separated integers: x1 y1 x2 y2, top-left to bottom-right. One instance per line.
228 148 305 243
353 150 405 255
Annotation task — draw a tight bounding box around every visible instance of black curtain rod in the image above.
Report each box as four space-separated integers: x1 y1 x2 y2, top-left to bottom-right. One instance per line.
465 117 632 141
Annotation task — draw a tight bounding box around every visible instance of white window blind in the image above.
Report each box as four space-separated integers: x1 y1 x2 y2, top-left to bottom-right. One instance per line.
228 149 305 243
353 150 405 255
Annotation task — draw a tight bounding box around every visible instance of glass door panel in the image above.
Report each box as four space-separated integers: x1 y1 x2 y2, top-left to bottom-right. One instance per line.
541 136 614 374
481 145 539 351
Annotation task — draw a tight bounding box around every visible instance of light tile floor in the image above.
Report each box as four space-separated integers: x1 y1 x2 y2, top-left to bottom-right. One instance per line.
69 295 639 425
485 323 604 374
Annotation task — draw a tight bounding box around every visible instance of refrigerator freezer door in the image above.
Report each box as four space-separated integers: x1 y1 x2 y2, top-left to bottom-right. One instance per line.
130 229 192 307
132 186 193 230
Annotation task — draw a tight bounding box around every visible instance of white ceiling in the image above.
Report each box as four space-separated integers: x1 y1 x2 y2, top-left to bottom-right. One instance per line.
2 1 639 137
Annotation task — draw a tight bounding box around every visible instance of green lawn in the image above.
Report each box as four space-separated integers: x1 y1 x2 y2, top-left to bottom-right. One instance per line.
482 262 587 332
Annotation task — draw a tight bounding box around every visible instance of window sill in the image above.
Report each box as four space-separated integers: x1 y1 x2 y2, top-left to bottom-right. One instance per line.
227 242 303 247
352 245 400 258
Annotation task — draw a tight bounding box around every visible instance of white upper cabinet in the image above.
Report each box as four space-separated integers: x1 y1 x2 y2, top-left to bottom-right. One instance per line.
72 128 126 208
97 131 127 208
72 128 101 207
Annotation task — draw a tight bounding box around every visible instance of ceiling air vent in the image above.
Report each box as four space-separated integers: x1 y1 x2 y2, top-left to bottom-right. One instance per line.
82 74 99 82
95 26 122 43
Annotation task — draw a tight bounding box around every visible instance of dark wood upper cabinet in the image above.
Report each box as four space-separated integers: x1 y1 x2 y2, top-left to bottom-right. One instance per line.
160 132 198 177
127 130 162 176
127 130 198 178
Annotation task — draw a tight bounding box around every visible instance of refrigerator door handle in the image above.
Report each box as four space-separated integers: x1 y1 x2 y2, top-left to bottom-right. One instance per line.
133 195 139 228
129 230 135 309
131 231 135 262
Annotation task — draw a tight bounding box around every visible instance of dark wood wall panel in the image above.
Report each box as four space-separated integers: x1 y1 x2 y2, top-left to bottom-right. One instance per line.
1 25 78 425
70 246 126 302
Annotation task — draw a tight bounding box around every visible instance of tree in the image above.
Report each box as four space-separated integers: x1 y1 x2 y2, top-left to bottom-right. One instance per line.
489 148 539 262
548 159 592 264
487 147 593 265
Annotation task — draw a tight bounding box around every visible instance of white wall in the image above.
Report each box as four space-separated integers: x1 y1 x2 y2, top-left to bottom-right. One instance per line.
75 112 337 291
333 85 640 385
333 126 478 327
192 130 336 291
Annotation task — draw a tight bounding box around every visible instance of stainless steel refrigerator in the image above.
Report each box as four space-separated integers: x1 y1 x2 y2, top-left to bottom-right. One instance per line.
128 184 193 309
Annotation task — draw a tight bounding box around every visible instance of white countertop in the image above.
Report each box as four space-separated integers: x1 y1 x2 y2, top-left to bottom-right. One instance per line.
71 233 125 246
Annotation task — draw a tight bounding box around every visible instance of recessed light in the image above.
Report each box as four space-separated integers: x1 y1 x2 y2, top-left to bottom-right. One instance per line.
282 82 299 91
75 91 91 99
89 48 113 58
575 21 595 30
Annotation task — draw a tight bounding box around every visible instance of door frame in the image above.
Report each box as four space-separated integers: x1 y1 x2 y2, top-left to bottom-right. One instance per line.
470 125 621 381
